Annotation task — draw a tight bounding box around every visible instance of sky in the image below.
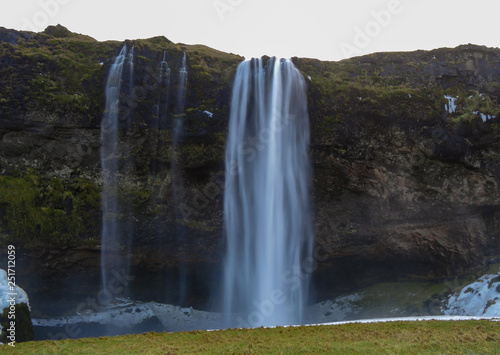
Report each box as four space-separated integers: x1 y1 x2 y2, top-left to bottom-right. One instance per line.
0 0 499 61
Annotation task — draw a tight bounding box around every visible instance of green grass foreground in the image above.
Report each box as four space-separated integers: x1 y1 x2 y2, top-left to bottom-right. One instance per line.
1 320 499 354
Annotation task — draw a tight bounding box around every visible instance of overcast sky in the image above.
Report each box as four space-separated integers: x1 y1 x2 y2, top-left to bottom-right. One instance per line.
1 0 499 61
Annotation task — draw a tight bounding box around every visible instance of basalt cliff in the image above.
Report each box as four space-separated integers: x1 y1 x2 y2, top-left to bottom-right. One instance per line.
1 25 500 316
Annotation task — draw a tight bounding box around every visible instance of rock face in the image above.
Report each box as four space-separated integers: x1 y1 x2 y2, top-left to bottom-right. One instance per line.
0 26 500 312
301 47 500 297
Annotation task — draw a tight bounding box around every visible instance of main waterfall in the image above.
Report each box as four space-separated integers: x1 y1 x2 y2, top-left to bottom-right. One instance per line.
223 57 314 327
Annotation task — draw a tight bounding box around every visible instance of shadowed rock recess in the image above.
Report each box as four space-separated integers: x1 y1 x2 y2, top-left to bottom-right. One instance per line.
0 25 500 316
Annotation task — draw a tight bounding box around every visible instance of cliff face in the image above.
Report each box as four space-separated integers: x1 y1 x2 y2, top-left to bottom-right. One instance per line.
301 47 500 296
1 26 500 312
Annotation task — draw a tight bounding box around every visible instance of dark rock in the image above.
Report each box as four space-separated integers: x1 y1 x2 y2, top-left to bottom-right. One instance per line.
0 303 34 344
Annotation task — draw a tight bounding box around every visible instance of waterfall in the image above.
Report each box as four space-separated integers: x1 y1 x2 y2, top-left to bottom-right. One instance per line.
126 45 135 131
158 50 171 127
174 52 187 143
100 45 127 293
151 50 170 173
127 45 134 85
223 57 314 327
153 49 170 125
172 52 188 304
123 44 135 286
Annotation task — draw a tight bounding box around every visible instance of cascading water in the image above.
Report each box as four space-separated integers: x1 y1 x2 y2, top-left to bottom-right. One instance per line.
127 45 134 84
172 52 189 304
100 45 127 292
123 44 135 287
126 44 135 130
151 50 170 173
174 52 187 143
223 57 314 327
157 50 171 126
151 50 170 125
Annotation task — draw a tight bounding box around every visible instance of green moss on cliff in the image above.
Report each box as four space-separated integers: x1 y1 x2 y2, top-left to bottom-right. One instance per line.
0 171 100 246
448 91 500 124
118 184 152 211
179 143 224 168
0 25 242 133
297 57 445 142
0 32 113 118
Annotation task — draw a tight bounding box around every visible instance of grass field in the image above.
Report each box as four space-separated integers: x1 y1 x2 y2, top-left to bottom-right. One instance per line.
1 320 499 354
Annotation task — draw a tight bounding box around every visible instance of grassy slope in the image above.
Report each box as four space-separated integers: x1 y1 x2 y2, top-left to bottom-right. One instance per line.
2 320 499 354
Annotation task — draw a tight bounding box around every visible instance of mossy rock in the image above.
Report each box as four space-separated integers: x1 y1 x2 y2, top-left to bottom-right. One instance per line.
0 171 101 247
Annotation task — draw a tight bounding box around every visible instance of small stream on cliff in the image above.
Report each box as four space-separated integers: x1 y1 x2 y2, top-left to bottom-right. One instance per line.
100 45 129 295
173 52 189 305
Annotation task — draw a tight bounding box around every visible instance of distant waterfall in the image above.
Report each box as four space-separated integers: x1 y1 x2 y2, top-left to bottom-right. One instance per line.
152 49 171 127
158 49 171 126
150 50 170 174
126 45 135 130
174 52 187 143
172 52 188 304
223 58 314 327
127 45 134 85
123 44 135 285
100 45 127 292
